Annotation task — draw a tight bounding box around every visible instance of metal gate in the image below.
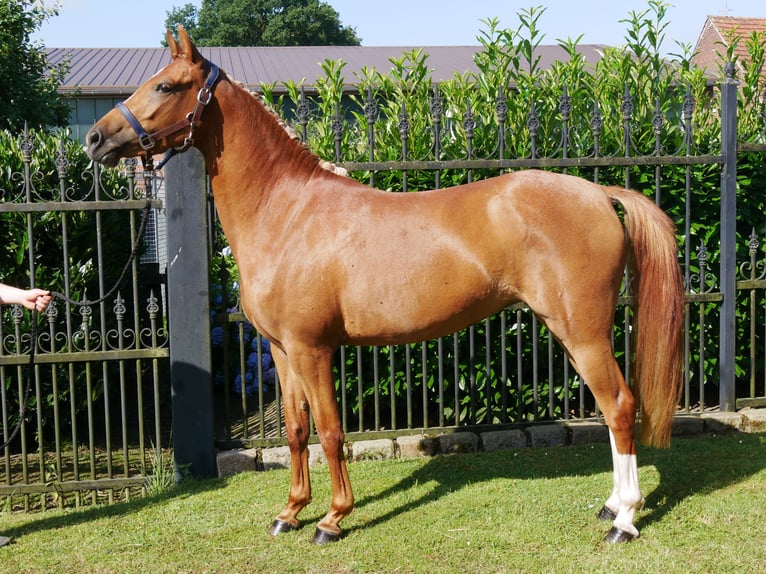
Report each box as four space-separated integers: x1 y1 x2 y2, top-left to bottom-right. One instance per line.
0 129 168 511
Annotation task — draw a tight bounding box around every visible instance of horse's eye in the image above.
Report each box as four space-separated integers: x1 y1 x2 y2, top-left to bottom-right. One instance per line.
157 83 174 94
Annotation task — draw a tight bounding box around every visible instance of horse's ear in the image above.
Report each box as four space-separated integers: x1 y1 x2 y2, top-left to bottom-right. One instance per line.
167 29 179 57
175 24 203 63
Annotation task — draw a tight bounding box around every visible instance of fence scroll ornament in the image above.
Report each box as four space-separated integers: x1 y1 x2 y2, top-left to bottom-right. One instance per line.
740 230 766 400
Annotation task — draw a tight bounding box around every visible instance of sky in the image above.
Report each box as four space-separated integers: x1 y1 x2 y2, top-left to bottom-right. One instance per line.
34 0 764 51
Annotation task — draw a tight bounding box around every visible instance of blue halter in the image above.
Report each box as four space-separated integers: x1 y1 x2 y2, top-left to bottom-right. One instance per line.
115 62 220 169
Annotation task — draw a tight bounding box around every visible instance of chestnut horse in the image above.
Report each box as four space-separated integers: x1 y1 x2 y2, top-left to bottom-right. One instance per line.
86 27 684 545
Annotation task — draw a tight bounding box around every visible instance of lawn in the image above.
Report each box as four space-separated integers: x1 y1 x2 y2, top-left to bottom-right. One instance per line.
1 432 765 573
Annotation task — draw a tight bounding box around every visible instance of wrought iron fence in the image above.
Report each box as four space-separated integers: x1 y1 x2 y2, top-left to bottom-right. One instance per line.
2 74 765 507
0 129 168 510
213 72 766 449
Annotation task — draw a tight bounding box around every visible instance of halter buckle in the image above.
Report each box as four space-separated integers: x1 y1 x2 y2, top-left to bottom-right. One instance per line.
198 86 213 106
138 133 155 150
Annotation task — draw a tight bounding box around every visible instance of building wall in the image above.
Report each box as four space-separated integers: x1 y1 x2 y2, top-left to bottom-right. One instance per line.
68 96 121 144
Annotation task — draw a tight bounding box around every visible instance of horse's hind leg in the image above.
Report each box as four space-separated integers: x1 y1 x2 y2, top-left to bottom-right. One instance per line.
600 426 643 543
567 342 643 542
268 346 312 536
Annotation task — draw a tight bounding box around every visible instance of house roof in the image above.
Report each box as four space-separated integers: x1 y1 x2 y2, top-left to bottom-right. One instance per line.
46 44 609 96
692 16 766 79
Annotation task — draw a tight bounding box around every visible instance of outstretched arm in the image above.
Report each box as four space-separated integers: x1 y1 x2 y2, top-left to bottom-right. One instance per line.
0 283 51 312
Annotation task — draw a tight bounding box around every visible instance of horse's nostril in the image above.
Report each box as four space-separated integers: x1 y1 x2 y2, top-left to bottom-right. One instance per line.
87 128 102 148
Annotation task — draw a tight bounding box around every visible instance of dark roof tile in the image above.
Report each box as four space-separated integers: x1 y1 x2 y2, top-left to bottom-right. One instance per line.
47 44 608 95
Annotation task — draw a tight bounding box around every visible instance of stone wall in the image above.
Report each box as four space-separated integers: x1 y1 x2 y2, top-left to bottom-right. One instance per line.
216 410 766 477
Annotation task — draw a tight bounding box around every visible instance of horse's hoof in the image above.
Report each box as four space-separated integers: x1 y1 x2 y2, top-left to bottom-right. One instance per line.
604 526 637 543
597 505 617 521
268 519 298 536
311 527 342 545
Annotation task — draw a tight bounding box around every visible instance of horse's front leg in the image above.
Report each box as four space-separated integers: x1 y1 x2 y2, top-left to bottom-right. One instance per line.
268 346 313 536
290 345 354 544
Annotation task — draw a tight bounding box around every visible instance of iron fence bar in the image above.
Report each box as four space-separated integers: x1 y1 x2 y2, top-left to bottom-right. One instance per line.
356 346 364 432
0 200 162 213
515 308 523 422
375 347 382 429
437 337 445 428
127 167 146 483
719 63 739 411
255 339 266 438
337 154 723 172
738 279 766 289
737 143 766 152
389 347 396 430
683 300 691 413
237 321 248 438
547 332 554 419
531 315 539 421
404 344 412 429
485 318 492 423
47 312 63 508
468 325 476 426
500 311 508 421
0 476 147 496
421 342 428 428
0 349 168 366
339 346 348 434
21 134 34 511
453 332 460 426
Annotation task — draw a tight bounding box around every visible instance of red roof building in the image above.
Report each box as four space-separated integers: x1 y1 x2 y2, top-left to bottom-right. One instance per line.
692 16 766 80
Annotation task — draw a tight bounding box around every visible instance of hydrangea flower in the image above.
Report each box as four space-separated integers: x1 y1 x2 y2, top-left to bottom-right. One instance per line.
246 351 260 370
209 264 277 396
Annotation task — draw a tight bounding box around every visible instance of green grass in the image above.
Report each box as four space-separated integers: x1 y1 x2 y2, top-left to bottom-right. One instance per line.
1 432 765 573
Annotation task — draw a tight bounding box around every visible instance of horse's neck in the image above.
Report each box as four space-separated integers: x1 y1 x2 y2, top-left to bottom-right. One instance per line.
209 81 318 191
204 80 322 240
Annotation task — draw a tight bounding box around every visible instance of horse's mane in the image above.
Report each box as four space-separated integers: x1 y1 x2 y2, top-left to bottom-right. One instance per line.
230 77 347 177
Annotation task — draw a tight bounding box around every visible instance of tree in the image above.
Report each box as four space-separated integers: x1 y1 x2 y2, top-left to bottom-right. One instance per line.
0 0 70 131
164 0 360 47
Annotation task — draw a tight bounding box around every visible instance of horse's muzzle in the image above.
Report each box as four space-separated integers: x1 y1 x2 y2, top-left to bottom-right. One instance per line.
86 126 121 167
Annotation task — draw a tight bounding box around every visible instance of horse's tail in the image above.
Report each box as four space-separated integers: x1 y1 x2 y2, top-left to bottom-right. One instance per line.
606 187 685 448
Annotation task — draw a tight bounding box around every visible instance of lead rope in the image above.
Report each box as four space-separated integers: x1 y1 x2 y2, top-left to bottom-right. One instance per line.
49 198 153 307
1 165 155 450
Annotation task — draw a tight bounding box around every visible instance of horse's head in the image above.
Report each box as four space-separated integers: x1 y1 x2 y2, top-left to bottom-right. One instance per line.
87 26 218 167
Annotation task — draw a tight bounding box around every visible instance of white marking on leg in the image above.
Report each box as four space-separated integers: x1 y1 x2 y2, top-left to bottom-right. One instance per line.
604 430 643 538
